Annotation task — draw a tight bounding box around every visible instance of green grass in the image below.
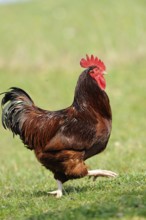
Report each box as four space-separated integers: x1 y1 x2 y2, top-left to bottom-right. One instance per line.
0 0 146 219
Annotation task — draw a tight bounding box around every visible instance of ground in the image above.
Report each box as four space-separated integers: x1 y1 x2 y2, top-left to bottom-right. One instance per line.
0 0 146 219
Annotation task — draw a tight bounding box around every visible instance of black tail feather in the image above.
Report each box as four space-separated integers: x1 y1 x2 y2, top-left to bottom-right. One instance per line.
1 87 34 135
1 87 34 106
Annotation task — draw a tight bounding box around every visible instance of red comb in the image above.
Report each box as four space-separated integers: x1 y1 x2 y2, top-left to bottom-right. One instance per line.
80 54 106 72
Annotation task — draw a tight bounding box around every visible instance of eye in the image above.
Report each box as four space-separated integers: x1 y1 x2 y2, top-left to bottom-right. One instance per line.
89 67 99 75
89 70 94 75
94 67 99 71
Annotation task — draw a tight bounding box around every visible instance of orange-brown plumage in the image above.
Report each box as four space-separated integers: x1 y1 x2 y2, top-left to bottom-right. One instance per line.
1 55 117 197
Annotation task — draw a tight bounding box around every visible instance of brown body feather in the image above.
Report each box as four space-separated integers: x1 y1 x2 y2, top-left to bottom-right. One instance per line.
1 69 112 183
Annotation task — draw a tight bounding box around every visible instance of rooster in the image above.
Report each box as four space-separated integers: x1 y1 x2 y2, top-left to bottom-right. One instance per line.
1 55 117 198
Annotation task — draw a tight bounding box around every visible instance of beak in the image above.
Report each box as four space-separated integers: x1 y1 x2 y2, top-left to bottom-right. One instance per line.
103 71 107 75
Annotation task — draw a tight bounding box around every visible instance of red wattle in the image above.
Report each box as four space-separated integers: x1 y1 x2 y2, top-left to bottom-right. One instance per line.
95 75 106 90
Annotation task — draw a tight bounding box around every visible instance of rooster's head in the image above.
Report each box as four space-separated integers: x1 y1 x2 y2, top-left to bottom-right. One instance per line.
80 54 106 90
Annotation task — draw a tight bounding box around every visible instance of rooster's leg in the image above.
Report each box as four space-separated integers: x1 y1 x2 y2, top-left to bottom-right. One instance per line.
48 180 63 198
88 169 118 181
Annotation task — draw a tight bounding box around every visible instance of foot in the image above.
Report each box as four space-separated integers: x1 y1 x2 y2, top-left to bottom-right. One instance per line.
48 180 63 198
88 169 118 181
48 189 62 198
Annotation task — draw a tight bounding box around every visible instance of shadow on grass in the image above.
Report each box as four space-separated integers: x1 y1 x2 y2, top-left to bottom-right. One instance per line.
28 186 146 220
5 175 145 220
32 184 89 198
33 190 49 197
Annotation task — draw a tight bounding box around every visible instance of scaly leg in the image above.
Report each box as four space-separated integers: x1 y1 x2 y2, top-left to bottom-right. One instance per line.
88 169 118 181
48 180 63 198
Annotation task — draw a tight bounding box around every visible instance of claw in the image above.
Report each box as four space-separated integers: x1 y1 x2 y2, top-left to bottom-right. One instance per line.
48 180 63 198
48 190 62 198
88 169 118 181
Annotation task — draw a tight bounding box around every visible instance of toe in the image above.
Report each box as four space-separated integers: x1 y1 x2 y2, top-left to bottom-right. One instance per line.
56 191 62 198
48 190 62 198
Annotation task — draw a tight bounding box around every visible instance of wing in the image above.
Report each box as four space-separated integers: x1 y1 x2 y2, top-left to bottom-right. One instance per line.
43 107 98 152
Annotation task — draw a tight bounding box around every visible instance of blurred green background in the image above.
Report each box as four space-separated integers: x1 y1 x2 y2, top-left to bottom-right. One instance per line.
0 0 146 219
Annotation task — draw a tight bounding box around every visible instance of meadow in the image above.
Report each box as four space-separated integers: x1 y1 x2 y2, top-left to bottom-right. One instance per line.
0 0 146 219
